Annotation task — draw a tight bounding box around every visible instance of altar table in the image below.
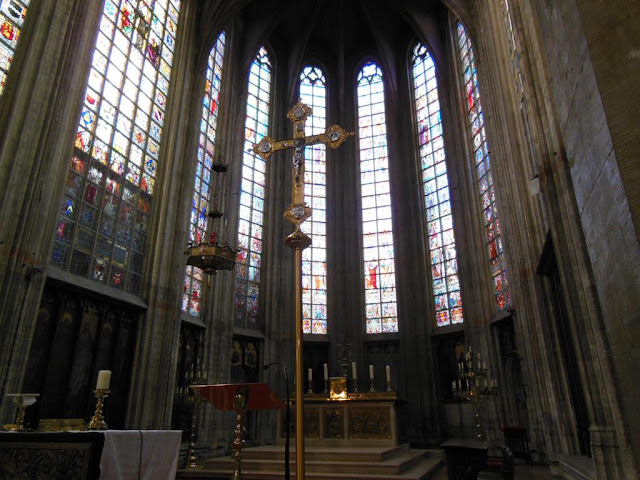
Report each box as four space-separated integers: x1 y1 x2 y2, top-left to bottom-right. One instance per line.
279 391 399 446
0 429 182 480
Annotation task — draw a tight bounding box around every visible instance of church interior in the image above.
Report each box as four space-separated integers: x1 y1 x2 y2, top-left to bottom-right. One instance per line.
1 0 639 478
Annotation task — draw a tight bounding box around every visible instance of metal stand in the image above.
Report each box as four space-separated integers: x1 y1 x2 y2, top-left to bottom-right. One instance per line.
232 391 247 480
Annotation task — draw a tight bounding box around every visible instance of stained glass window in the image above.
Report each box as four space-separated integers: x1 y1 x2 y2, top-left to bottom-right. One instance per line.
357 62 398 334
51 0 181 294
457 21 511 311
182 31 226 318
234 46 270 328
0 0 30 96
299 66 328 335
412 43 464 327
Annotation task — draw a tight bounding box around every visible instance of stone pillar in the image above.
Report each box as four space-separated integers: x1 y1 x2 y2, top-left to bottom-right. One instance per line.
123 0 201 429
0 0 106 423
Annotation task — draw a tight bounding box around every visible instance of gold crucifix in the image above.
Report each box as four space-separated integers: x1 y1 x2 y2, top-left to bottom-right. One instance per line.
253 100 353 479
254 101 353 248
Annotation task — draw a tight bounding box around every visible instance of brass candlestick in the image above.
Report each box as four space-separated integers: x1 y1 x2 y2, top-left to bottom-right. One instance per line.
323 380 329 394
369 378 375 393
88 389 110 430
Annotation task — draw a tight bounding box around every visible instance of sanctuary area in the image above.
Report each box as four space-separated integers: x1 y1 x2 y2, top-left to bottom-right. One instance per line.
1 0 639 479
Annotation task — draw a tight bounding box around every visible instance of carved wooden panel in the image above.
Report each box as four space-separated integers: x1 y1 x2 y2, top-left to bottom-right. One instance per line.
304 407 320 438
324 407 344 439
349 407 392 439
25 282 140 429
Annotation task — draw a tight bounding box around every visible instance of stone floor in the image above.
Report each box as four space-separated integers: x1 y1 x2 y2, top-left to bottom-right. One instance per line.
431 464 553 479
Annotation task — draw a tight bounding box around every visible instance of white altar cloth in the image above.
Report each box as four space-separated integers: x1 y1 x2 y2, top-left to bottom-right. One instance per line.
100 430 182 480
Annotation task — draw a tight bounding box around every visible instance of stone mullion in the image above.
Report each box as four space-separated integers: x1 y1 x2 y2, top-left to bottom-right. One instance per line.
386 45 436 445
125 0 200 429
0 0 105 424
195 19 243 449
257 41 293 445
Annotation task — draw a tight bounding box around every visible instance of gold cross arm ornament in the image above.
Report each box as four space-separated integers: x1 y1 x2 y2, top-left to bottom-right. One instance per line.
252 100 353 236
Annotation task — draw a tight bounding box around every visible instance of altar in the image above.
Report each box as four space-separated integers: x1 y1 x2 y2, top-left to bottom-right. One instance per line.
279 391 399 446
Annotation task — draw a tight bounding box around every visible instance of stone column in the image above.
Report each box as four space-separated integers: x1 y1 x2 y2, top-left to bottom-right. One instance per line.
123 0 201 429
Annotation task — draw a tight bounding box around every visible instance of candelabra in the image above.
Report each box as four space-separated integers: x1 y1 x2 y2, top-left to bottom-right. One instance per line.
452 346 498 440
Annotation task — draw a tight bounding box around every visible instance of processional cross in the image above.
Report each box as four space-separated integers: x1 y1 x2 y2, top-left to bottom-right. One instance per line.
253 101 353 479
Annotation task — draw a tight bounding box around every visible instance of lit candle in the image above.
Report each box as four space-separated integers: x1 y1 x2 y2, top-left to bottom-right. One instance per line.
352 362 357 379
386 365 391 383
369 364 374 379
96 370 111 390
323 363 328 381
308 368 312 383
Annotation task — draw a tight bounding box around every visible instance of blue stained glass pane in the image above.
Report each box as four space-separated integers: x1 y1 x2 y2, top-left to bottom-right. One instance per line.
182 31 226 317
412 42 465 327
55 0 181 291
234 46 270 328
456 22 510 312
358 62 398 334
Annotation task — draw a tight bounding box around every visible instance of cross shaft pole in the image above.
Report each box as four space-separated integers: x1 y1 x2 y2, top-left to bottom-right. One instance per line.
254 101 352 479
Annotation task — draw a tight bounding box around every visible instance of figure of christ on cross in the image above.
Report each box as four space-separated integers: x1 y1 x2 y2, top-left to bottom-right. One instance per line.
253 100 353 479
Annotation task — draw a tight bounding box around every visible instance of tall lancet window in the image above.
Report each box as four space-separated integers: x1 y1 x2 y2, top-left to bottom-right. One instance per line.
51 0 181 294
234 46 271 327
357 62 398 334
182 31 226 318
299 66 328 334
0 0 30 96
457 22 511 310
412 43 464 327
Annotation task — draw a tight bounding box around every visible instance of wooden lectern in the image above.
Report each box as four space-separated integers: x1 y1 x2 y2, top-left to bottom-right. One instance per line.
191 383 284 480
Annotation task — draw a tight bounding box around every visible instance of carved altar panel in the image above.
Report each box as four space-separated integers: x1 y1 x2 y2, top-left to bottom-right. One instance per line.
280 394 397 445
325 407 344 439
349 406 392 439
304 407 320 438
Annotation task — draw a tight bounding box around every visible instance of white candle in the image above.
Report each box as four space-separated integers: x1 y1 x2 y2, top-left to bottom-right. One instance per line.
369 364 374 379
352 362 357 379
386 365 391 383
308 368 312 382
96 370 111 390
323 363 328 381
483 361 487 370
452 380 456 391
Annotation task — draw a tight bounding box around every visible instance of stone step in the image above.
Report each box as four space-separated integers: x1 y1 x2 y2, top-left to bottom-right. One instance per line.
206 449 427 474
178 445 444 480
208 443 411 463
179 457 442 480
